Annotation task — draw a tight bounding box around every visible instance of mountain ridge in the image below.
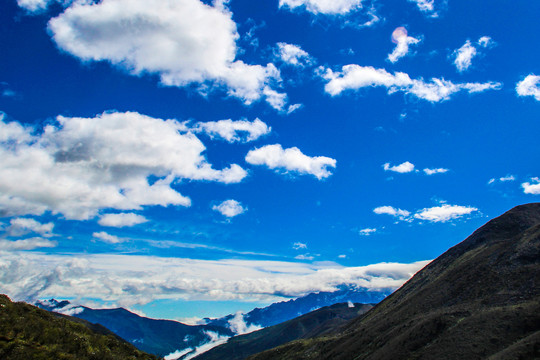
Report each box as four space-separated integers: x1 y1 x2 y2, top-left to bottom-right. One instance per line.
249 203 540 360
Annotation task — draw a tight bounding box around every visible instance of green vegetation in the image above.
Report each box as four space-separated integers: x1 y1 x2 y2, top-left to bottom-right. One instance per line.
0 294 159 360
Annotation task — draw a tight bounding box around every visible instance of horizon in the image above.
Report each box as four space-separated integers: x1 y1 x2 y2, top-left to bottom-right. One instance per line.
0 0 539 321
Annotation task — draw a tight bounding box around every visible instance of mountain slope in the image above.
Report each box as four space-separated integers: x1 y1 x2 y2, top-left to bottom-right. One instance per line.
250 203 540 360
36 300 233 357
0 294 157 360
194 303 374 360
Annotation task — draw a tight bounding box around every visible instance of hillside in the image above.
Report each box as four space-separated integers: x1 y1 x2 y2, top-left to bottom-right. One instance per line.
249 203 540 360
36 299 233 357
194 303 373 360
0 294 158 360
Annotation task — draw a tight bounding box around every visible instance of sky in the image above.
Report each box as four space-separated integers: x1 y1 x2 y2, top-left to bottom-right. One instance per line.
0 0 539 321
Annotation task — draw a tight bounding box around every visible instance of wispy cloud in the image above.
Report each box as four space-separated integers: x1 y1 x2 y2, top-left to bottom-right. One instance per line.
359 228 377 236
98 213 148 228
388 27 421 63
246 144 336 179
374 204 478 223
423 168 448 175
383 162 415 173
373 206 411 221
452 36 496 72
92 231 124 244
321 65 501 102
193 118 271 143
488 175 516 185
275 43 314 67
278 0 363 15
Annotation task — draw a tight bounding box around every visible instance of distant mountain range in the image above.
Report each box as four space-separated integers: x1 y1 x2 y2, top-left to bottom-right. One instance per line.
194 302 374 360
248 203 540 360
0 294 157 360
36 286 388 357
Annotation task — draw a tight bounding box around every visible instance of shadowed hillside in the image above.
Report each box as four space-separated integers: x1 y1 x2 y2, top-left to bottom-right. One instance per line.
249 203 540 360
194 303 373 360
0 294 158 360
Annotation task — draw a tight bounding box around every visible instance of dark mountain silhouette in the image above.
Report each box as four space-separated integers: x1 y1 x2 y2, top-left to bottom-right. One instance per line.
0 294 157 360
249 203 540 360
36 299 233 357
193 302 374 360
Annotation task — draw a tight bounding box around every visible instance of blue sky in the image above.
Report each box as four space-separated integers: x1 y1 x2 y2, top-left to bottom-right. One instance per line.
0 0 539 321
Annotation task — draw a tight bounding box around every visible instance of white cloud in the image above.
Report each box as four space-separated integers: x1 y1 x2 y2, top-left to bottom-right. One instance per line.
0 111 246 220
522 177 540 194
293 242 307 250
453 40 477 72
212 200 247 218
516 75 540 101
183 331 230 360
359 228 377 236
295 254 315 260
246 144 336 179
4 218 54 237
488 175 516 185
0 237 57 251
278 0 363 15
407 0 437 16
477 36 495 48
275 43 313 67
414 204 478 222
263 87 289 112
383 161 415 173
321 65 501 102
388 27 421 64
228 312 262 335
92 231 123 244
373 206 411 220
0 251 429 305
98 213 148 228
17 0 54 12
48 0 282 106
423 168 448 175
193 118 271 143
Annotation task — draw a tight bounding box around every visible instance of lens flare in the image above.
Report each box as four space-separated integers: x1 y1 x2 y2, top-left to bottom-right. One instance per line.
391 26 408 44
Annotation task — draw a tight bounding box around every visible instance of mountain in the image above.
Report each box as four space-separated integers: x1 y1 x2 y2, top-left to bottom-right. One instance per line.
249 203 540 360
193 302 374 360
0 294 157 360
36 286 388 357
36 299 234 357
206 287 388 329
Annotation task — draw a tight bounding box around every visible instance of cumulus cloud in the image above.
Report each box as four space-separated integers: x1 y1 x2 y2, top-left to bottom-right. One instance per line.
4 218 54 237
388 27 421 63
373 206 411 220
278 0 363 15
522 177 540 194
275 43 313 67
193 118 271 143
293 242 307 250
516 75 540 101
98 213 148 228
92 231 123 244
477 36 495 48
359 228 377 236
0 251 429 305
47 0 282 106
17 0 55 12
212 200 247 218
383 161 415 173
0 237 57 251
321 65 501 102
0 111 246 220
245 144 336 179
423 168 448 175
413 204 478 222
